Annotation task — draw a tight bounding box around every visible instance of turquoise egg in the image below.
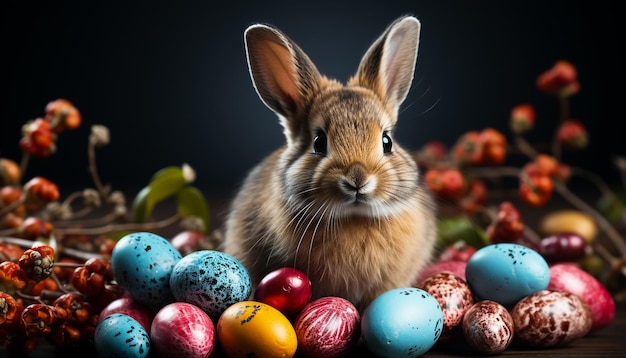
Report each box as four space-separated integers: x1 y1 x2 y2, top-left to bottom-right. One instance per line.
111 232 182 309
169 250 252 320
361 288 443 357
465 243 550 307
95 313 150 358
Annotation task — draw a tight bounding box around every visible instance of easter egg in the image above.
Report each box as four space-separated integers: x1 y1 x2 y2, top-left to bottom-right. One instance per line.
361 288 443 358
539 210 597 243
415 260 467 283
548 263 616 331
255 267 312 315
511 290 592 347
217 300 297 358
462 300 514 354
95 313 151 358
417 272 474 342
465 243 549 306
169 250 252 320
98 296 156 334
150 302 215 358
293 296 360 357
111 232 182 308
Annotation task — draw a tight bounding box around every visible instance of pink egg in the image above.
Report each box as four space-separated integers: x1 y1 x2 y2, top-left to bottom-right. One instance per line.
415 260 467 283
98 296 155 334
150 302 215 358
548 263 615 331
293 297 361 357
255 267 312 316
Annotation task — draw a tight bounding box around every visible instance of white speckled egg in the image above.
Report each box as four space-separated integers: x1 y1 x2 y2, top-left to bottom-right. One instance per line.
361 288 443 358
462 300 514 354
169 250 252 320
465 243 549 307
95 313 151 358
111 232 183 309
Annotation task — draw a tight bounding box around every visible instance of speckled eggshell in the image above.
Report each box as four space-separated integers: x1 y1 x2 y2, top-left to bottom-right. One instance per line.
465 243 550 307
511 290 592 347
361 288 443 358
95 313 151 358
150 302 215 358
111 232 182 309
418 272 474 342
169 250 252 320
293 296 361 357
462 300 514 354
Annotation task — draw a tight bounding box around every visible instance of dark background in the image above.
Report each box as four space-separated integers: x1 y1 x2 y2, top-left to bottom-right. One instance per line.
1 1 624 202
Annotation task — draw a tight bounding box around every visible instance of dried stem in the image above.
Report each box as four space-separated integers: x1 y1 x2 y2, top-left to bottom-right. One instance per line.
88 138 107 199
54 212 181 236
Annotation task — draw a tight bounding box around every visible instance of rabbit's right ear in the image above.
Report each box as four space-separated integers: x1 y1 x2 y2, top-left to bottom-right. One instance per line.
244 24 321 126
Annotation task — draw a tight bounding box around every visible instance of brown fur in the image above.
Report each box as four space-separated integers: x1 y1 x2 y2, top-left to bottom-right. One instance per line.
222 16 437 312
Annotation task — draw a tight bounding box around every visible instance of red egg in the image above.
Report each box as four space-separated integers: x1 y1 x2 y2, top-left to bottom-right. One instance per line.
254 267 312 315
548 263 615 331
538 232 587 262
98 296 155 334
150 302 215 358
415 260 467 284
293 297 361 357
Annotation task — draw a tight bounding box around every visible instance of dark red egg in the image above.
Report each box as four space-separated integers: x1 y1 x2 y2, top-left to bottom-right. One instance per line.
150 302 215 357
538 232 586 262
293 296 361 357
98 296 155 334
254 267 312 315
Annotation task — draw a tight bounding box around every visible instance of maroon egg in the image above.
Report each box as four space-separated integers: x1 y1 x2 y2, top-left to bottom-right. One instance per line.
538 232 586 262
548 263 615 331
511 290 592 347
255 267 312 315
150 302 215 357
293 296 360 357
98 296 155 334
462 300 514 354
415 260 467 283
170 230 207 256
418 272 474 342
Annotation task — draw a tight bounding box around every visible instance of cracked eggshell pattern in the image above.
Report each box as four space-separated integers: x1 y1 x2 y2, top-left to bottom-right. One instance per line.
169 250 252 320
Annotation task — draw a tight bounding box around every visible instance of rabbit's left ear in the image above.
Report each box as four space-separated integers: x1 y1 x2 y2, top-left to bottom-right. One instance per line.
350 16 421 116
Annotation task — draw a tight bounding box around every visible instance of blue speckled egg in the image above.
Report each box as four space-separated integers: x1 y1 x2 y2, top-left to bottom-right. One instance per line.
361 288 443 357
111 232 182 309
95 313 150 358
465 243 550 307
169 250 252 320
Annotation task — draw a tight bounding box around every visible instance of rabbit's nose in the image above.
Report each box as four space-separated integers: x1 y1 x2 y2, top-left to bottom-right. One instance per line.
339 163 376 196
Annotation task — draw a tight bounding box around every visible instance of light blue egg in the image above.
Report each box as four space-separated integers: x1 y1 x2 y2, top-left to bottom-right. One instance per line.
169 250 252 320
361 288 443 357
465 243 550 306
95 313 150 358
111 232 182 308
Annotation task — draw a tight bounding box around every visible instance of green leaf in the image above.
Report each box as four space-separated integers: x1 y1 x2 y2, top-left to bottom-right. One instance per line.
131 185 152 222
147 166 189 204
176 185 210 234
436 216 489 251
596 191 626 224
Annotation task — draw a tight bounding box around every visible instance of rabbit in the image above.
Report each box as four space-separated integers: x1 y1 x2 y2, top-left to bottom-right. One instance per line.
222 15 437 312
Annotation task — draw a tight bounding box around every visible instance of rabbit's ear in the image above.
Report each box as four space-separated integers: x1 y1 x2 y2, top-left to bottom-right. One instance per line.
245 24 321 122
351 16 420 117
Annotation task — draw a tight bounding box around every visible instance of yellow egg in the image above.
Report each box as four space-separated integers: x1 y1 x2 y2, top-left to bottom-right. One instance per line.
217 301 297 358
539 210 597 243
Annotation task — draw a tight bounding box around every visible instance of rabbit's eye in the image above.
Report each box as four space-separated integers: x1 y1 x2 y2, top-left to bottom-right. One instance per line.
382 132 393 153
313 130 327 155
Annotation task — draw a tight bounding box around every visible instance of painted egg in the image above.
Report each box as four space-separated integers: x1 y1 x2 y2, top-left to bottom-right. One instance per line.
95 313 151 358
465 243 549 306
462 300 514 354
217 300 297 358
511 290 592 347
548 263 615 331
111 232 182 308
150 302 215 358
418 272 474 342
169 250 252 320
293 296 360 357
361 288 443 358
255 267 312 316
98 296 156 334
415 259 467 283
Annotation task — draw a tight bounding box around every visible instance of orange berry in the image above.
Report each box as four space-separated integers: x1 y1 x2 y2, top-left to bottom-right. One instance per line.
45 98 82 132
